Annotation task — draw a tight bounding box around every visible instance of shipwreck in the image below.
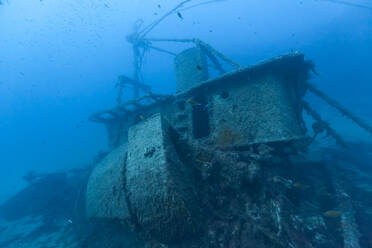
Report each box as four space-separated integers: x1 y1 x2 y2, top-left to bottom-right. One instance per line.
1 3 372 247
82 35 372 246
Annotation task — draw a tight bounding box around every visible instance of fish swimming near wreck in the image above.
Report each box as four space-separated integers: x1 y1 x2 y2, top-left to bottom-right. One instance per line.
293 183 306 189
186 98 202 106
324 210 342 218
177 12 184 19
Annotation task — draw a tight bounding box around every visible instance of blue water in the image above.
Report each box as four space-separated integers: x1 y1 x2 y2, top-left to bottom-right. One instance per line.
0 0 371 210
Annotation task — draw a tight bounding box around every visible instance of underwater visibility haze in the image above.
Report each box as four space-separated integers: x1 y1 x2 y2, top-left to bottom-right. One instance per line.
0 0 371 247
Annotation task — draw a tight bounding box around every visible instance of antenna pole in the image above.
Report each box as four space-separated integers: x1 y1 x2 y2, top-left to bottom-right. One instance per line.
132 44 140 99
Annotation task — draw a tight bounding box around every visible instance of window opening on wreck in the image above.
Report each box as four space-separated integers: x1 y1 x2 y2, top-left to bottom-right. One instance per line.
192 94 210 139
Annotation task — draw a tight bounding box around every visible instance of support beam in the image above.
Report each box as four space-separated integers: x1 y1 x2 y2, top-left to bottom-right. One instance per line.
307 83 372 136
302 101 348 148
196 39 241 69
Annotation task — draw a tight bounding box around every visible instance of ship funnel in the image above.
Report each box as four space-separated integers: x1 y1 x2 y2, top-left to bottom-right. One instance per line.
174 47 209 93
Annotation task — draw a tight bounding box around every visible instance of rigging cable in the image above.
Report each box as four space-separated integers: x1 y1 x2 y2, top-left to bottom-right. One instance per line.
319 0 372 10
178 0 228 11
138 0 193 39
138 0 228 39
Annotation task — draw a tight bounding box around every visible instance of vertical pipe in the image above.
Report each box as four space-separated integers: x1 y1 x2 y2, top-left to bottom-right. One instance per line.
132 45 140 99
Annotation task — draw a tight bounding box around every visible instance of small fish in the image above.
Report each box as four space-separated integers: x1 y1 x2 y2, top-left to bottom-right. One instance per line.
293 183 305 189
196 65 202 70
324 210 342 218
139 114 147 121
186 99 201 106
67 219 73 224
177 12 183 20
157 4 161 8
104 3 109 8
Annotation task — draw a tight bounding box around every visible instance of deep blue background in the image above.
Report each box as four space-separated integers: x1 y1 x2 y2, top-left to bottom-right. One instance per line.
0 0 371 202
